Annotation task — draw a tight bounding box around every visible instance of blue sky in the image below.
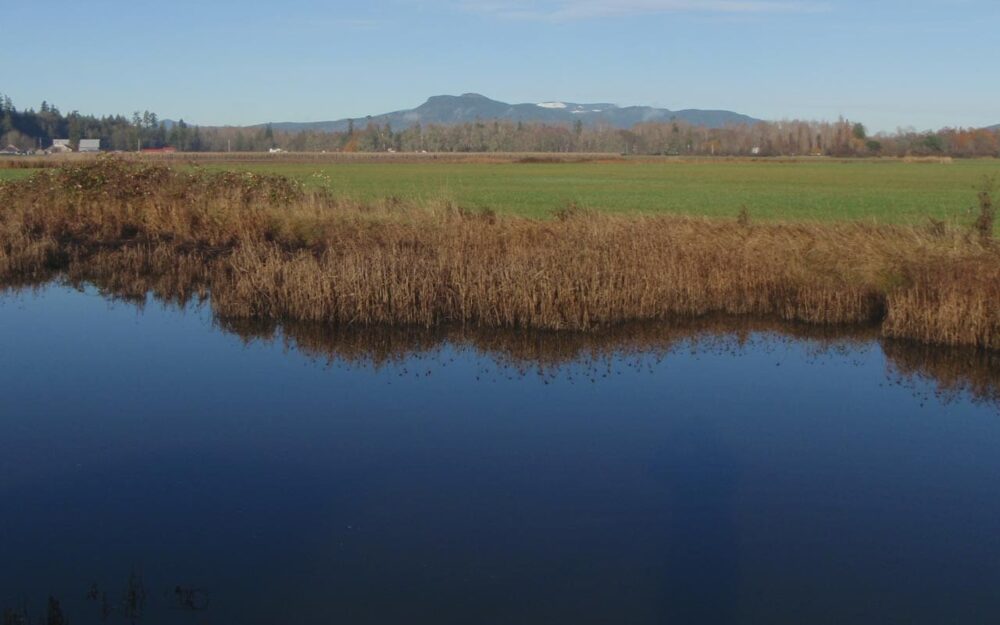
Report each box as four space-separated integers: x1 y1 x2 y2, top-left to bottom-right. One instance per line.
2 0 997 132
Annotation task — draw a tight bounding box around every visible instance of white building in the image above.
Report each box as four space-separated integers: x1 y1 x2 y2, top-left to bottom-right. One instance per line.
79 139 101 153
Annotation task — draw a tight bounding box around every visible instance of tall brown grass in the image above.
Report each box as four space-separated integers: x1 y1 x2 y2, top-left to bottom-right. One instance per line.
1 157 998 349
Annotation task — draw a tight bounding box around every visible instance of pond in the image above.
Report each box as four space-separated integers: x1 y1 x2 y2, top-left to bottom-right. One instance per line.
1 284 998 624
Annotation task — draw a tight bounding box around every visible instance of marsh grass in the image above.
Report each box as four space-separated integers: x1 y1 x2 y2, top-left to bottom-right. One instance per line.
1 157 998 349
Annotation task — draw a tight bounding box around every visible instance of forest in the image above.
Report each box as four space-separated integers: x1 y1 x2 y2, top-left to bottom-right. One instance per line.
1 93 997 157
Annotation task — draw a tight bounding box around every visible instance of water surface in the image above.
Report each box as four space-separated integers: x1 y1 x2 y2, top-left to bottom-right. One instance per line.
1 285 998 624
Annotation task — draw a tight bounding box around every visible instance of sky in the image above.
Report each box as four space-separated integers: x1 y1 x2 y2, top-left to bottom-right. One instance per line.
2 0 997 132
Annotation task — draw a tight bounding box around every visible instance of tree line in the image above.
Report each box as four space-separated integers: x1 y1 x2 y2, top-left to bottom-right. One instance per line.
282 118 996 158
2 94 997 157
0 94 205 152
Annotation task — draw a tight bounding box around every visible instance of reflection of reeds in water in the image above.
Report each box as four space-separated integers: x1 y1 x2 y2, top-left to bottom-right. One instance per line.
216 315 1000 408
883 340 1000 406
233 316 876 369
4 572 209 625
1 601 31 625
1 158 999 351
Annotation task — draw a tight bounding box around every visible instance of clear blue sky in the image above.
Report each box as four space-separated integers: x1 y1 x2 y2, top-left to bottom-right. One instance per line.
2 0 997 132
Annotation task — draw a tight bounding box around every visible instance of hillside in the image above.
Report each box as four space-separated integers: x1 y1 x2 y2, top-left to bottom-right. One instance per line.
266 93 760 132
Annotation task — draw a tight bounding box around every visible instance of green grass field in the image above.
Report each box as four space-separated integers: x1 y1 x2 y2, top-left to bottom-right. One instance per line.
227 159 1000 226
5 158 999 226
0 169 38 182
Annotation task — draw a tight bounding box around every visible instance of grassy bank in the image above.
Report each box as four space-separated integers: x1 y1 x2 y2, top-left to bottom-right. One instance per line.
1 158 997 349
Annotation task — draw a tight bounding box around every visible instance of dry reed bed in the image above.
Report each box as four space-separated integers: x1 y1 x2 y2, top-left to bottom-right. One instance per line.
1 158 998 349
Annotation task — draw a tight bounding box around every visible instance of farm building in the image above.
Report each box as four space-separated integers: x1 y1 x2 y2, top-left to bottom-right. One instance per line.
50 139 72 153
79 139 101 153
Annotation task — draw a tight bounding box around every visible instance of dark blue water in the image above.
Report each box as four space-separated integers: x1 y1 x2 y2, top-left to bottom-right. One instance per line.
1 285 999 624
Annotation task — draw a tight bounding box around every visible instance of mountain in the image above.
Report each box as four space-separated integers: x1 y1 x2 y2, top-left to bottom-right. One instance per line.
988 124 1000 131
265 93 760 133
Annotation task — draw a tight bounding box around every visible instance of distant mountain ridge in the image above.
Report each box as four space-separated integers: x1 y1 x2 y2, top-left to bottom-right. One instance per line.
265 93 760 132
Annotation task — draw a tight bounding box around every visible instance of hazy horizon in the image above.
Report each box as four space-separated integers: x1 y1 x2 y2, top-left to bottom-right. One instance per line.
3 0 998 133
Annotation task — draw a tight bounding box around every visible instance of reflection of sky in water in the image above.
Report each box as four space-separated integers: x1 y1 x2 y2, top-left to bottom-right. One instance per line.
0 285 998 624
